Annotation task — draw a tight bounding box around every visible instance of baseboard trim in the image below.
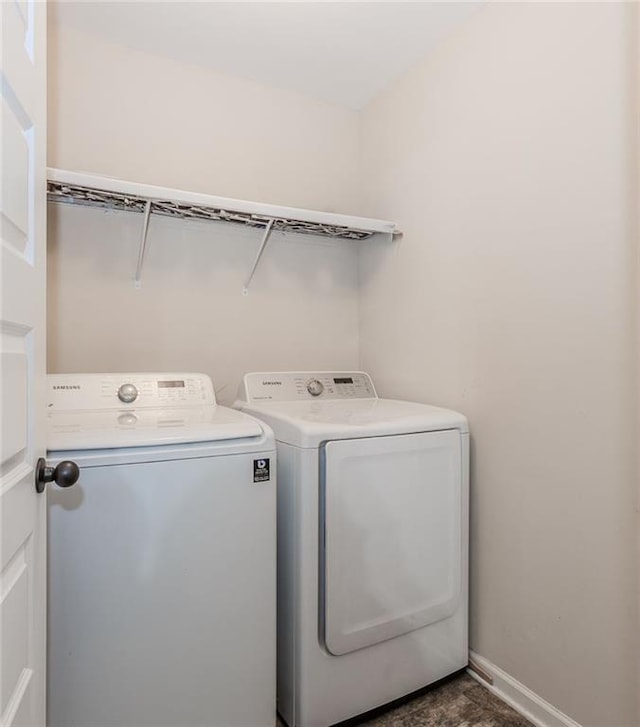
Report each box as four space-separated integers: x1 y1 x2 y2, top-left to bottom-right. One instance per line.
467 651 582 727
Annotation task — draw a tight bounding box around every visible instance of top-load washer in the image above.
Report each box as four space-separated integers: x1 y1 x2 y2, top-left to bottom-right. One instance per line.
235 371 469 727
47 372 276 727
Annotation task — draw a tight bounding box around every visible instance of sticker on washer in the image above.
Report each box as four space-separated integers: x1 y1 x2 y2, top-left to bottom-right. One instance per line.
253 458 271 483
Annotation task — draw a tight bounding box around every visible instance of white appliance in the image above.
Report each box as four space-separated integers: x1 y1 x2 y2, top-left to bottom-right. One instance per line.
47 372 276 727
235 371 469 727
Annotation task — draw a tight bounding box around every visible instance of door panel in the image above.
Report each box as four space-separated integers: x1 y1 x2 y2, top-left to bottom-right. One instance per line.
1 543 30 714
1 96 31 254
321 431 462 656
1 1 36 260
1 346 28 463
1 1 47 725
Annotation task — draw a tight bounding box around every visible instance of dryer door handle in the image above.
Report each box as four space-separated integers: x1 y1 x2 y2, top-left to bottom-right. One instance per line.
35 458 80 493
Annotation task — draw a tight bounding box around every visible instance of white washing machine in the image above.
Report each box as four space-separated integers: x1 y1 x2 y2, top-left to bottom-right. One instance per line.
235 371 469 727
47 372 276 727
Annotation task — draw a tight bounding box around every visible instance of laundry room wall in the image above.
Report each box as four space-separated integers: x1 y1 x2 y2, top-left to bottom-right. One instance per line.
358 3 638 726
46 25 361 401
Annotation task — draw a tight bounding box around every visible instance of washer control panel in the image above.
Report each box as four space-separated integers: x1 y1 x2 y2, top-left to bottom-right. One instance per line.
48 373 216 410
242 372 377 402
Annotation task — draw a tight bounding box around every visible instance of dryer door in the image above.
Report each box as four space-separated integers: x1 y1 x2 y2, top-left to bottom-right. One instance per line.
321 430 462 656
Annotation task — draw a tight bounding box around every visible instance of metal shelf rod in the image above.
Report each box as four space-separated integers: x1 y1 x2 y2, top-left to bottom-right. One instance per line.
134 200 152 289
243 218 275 295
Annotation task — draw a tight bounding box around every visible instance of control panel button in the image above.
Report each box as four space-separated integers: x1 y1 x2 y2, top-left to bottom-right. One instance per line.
117 383 138 404
306 379 324 397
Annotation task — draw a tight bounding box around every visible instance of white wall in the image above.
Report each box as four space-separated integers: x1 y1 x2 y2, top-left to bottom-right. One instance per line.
47 26 362 401
47 206 361 403
48 26 360 212
359 4 638 726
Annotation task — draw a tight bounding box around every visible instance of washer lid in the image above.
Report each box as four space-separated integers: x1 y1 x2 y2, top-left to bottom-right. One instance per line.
47 404 264 451
237 398 468 448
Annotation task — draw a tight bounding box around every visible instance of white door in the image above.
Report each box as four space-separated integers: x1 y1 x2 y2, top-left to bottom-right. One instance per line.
321 431 463 656
1 1 47 725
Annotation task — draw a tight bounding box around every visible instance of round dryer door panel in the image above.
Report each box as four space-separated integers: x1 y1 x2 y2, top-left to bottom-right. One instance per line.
320 430 463 656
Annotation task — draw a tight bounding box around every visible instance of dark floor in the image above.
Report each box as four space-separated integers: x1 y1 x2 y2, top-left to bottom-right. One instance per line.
279 674 533 727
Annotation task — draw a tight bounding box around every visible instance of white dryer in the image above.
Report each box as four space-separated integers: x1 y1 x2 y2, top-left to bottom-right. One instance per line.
235 371 469 727
47 372 276 727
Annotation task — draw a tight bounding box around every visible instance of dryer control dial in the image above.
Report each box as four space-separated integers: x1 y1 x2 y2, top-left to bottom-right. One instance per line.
306 379 324 397
117 383 138 403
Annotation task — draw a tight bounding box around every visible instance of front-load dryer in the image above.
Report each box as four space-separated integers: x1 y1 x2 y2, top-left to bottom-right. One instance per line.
47 372 276 727
235 371 469 727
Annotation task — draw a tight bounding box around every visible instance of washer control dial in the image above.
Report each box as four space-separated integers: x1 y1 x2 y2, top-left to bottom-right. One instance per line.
117 383 139 404
306 379 324 397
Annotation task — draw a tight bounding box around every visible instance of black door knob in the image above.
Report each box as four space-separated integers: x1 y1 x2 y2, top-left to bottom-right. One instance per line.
35 458 80 493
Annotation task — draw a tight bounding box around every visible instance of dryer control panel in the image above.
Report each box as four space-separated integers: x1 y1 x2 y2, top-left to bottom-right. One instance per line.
48 372 216 410
240 372 377 403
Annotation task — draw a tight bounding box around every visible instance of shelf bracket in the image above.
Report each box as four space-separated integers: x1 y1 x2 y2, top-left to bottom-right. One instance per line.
134 200 152 289
243 218 275 295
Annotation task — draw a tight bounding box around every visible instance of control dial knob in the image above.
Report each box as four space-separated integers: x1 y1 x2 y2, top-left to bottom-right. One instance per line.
117 383 138 403
306 379 324 397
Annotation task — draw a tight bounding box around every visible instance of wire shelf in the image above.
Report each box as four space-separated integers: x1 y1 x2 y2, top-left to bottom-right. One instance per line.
47 182 374 240
46 169 398 291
